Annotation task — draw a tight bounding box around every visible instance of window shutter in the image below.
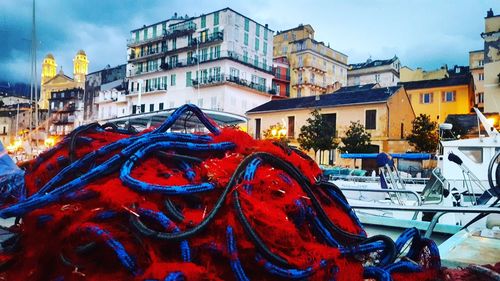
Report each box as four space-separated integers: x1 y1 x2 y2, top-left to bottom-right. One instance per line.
441 92 445 102
430 93 433 103
419 93 423 104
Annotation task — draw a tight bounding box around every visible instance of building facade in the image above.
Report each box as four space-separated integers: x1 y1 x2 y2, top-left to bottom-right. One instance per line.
85 64 127 121
48 88 84 136
400 75 475 123
272 56 290 97
400 66 448 82
273 24 348 98
347 56 400 87
481 9 500 113
124 8 274 118
246 86 415 166
40 51 88 110
469 50 485 110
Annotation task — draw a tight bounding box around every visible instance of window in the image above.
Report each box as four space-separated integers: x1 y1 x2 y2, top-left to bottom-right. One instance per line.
375 74 380 82
186 71 192 86
213 26 219 34
141 104 145 113
213 12 219 26
479 73 484 81
159 102 164 110
479 60 484 67
230 67 239 78
135 31 139 42
443 91 456 102
171 74 176 86
255 38 259 51
255 118 261 139
283 33 288 40
255 23 260 36
143 28 148 40
150 104 154 112
254 55 259 67
288 116 295 139
244 18 249 32
214 45 221 58
263 58 267 69
365 110 376 130
152 26 157 38
298 56 303 67
244 33 249 46
421 93 433 104
478 92 484 103
132 105 137 114
162 22 166 35
263 42 267 55
282 46 288 54
297 88 302 97
201 15 206 28
458 147 483 163
243 51 248 63
172 38 176 50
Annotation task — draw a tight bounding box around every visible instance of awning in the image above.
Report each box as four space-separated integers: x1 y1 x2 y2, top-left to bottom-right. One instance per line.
340 153 433 160
100 108 247 132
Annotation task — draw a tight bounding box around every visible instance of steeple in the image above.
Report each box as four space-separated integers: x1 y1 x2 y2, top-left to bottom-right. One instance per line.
73 50 88 84
41 53 57 85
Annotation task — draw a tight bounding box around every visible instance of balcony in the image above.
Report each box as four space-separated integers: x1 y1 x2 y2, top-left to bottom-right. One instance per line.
188 32 224 48
129 84 168 95
292 79 327 92
131 50 273 77
127 21 197 47
273 72 291 82
293 62 327 74
129 48 164 63
191 74 274 94
52 114 76 125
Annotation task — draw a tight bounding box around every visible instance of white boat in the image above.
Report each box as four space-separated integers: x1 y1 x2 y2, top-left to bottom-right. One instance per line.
330 108 500 236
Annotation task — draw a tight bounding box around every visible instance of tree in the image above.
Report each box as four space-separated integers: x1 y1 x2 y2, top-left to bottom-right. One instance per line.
263 122 289 144
297 109 338 156
407 114 439 152
338 121 373 153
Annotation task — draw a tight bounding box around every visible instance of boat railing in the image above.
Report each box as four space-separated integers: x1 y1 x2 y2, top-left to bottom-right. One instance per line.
349 204 500 238
330 175 429 185
340 187 422 219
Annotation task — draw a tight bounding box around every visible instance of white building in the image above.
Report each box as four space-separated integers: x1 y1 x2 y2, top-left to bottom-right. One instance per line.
347 56 400 87
103 8 275 120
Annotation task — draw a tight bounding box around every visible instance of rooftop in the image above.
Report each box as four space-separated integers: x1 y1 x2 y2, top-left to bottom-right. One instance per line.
349 56 398 70
399 74 471 90
333 83 379 93
247 86 401 113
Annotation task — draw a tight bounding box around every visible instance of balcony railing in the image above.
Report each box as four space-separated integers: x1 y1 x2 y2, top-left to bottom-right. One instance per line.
129 84 168 94
273 72 291 81
188 32 224 47
191 74 274 94
127 22 197 47
131 50 273 76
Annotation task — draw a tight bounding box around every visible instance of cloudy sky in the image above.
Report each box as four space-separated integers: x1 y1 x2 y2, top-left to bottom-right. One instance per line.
0 0 496 83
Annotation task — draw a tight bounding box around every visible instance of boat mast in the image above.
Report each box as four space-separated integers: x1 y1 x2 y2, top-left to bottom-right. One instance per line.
30 0 38 150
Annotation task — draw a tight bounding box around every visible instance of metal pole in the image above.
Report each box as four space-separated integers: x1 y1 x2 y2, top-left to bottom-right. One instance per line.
33 0 38 150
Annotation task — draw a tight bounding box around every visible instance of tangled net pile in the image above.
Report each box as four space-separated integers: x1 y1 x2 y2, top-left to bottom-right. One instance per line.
0 104 443 280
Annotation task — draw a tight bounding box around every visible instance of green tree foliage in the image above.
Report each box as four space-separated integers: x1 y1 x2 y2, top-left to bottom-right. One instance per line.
297 109 338 154
407 114 439 152
263 122 289 144
338 121 373 153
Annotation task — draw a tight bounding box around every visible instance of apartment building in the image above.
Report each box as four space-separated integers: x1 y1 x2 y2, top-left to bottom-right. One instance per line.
123 8 274 117
347 56 400 87
273 24 348 98
469 50 485 110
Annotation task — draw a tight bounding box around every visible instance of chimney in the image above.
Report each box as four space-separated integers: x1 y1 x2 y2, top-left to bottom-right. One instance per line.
487 8 494 18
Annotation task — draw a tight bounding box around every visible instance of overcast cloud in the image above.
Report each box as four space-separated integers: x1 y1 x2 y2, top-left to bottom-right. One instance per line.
0 0 497 83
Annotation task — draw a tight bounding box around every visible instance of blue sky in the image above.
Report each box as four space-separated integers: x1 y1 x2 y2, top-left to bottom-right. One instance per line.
0 0 497 83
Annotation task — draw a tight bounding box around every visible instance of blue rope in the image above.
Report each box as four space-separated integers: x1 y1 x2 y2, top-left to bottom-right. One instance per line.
226 226 250 281
256 254 327 279
80 225 139 275
136 208 191 262
164 271 185 281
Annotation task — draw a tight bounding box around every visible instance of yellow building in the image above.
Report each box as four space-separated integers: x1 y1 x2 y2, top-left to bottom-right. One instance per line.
400 65 448 82
246 85 415 166
401 75 475 123
481 9 500 113
469 50 485 110
40 50 88 109
273 24 348 97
